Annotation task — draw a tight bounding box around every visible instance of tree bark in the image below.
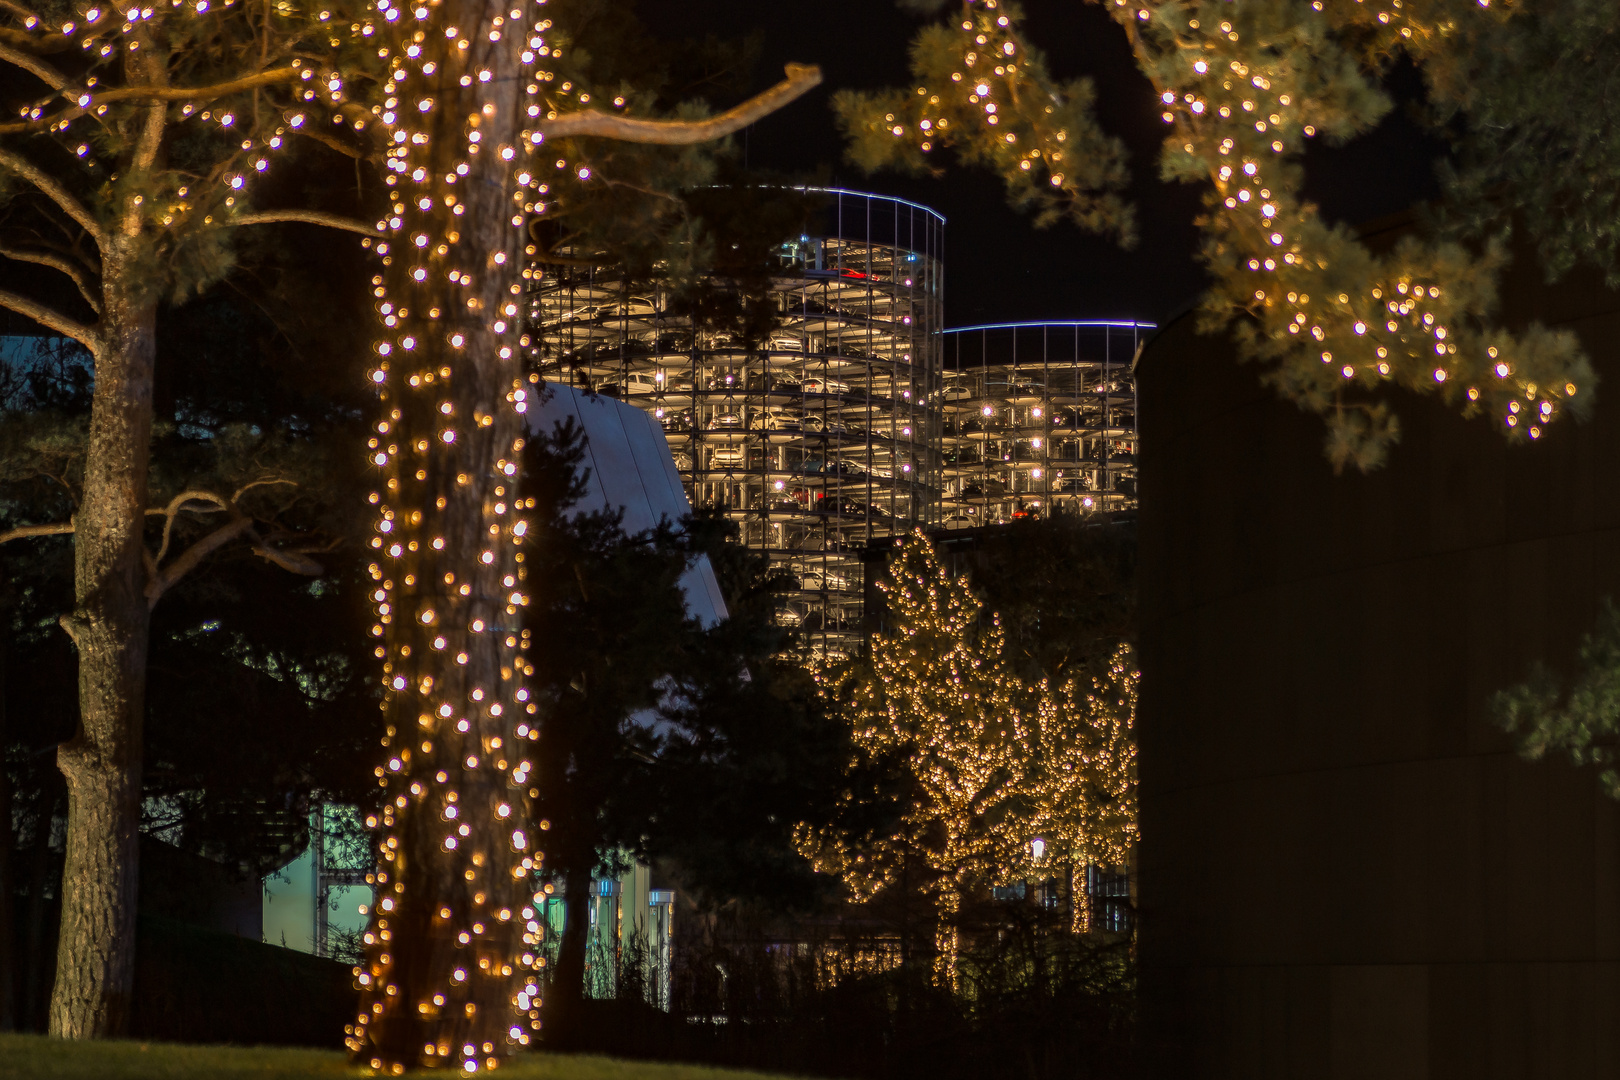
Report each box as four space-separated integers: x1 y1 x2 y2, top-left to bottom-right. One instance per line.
350 0 537 1069
47 255 157 1039
544 867 593 1046
0 629 15 1031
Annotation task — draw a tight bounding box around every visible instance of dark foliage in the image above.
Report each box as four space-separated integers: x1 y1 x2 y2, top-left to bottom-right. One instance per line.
555 898 1137 1080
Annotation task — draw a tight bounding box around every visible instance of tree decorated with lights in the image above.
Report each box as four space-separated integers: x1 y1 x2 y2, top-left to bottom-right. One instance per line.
801 531 1140 984
349 2 822 1066
0 0 391 1037
837 0 1593 471
1026 645 1138 933
801 531 1028 988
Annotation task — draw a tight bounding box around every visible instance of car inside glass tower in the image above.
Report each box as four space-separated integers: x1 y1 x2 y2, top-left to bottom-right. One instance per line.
526 189 945 659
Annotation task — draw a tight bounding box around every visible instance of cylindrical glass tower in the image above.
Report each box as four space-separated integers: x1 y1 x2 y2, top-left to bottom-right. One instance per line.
526 189 945 658
939 321 1148 527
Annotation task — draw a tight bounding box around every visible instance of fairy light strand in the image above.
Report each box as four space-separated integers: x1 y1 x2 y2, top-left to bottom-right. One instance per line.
852 0 1592 470
348 0 551 1072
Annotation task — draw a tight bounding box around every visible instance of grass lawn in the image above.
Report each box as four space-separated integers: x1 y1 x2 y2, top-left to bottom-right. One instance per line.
0 1034 803 1080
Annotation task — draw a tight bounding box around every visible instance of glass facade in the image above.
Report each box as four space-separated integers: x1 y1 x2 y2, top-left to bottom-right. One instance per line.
527 189 946 659
939 322 1147 528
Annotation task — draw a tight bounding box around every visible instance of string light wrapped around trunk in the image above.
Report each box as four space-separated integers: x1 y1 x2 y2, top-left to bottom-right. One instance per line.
350 0 554 1071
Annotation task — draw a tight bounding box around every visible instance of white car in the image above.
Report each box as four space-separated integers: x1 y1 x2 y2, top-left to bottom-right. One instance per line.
941 382 973 402
709 446 746 467
758 410 804 431
802 376 852 395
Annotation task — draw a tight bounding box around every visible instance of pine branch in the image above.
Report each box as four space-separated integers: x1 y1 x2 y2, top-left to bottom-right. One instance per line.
0 286 96 348
249 538 324 575
292 124 374 161
0 243 98 312
145 515 254 609
92 64 301 105
150 490 230 566
224 210 381 236
0 0 42 23
0 520 72 544
0 65 301 135
540 63 821 144
0 39 68 89
0 149 103 248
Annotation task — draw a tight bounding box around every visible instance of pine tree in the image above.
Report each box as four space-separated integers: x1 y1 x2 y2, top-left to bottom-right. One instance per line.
0 1 388 1033
836 0 1593 472
348 2 822 1067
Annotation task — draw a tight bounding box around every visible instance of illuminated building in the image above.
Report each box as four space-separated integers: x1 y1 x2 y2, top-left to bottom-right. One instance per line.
529 189 945 658
939 321 1147 528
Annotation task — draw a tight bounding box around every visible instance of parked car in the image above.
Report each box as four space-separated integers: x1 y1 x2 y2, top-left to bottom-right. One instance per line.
802 376 852 395
709 445 746 468
943 513 977 530
800 413 849 436
708 410 744 430
746 371 802 392
941 381 973 402
758 409 803 432
655 408 693 432
598 370 660 398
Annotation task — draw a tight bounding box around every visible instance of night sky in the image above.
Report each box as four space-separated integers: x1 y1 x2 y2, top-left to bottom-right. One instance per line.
638 0 1446 331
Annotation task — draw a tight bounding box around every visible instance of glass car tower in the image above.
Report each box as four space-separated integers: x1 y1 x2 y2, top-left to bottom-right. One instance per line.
526 189 945 658
938 321 1147 527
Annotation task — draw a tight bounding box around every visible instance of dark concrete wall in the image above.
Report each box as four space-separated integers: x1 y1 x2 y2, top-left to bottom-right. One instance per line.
1137 256 1620 1078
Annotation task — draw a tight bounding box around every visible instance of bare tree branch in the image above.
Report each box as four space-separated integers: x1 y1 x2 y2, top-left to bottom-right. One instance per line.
0 28 71 54
0 520 71 544
292 124 373 161
145 516 254 609
83 64 300 105
0 0 43 23
0 65 301 135
0 286 97 348
0 149 104 248
250 541 323 575
151 490 229 566
232 476 297 503
0 40 67 89
539 63 822 144
0 243 98 311
223 210 381 236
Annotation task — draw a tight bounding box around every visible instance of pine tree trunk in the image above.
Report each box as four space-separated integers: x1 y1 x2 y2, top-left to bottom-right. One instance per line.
545 868 592 1046
48 262 157 1039
0 630 15 1031
351 0 538 1069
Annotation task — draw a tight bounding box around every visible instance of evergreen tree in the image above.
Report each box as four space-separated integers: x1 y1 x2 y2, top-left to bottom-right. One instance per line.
836 0 1593 472
517 420 693 1045
0 0 386 1035
0 231 379 1029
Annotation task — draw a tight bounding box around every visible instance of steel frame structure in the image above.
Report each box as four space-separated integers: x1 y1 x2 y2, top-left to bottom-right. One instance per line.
526 189 945 658
939 321 1148 528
